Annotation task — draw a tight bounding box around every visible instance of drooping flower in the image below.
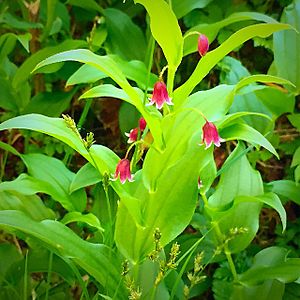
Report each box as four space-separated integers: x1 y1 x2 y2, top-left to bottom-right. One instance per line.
202 120 224 149
148 81 173 109
125 127 139 143
139 117 147 131
198 34 209 57
114 159 133 184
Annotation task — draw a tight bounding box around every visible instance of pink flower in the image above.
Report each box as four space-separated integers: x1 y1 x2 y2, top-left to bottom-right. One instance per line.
198 34 209 57
125 127 138 143
202 121 224 149
139 117 147 131
114 159 133 184
148 81 173 109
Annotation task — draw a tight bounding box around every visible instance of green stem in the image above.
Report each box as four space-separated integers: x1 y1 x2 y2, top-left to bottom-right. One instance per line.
200 192 209 207
45 251 53 300
78 99 92 131
23 250 28 300
0 132 12 181
168 0 172 10
167 66 176 97
144 36 155 104
224 244 238 281
104 187 113 247
213 222 238 281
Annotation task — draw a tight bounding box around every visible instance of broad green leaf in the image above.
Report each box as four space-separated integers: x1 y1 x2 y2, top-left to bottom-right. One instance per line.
67 58 158 89
208 143 263 208
255 193 286 232
219 123 278 157
12 40 87 88
212 199 262 253
0 210 127 299
239 253 300 284
32 49 163 146
267 180 300 205
232 280 285 300
172 0 213 19
104 8 146 61
0 191 55 221
66 64 106 85
0 114 88 157
0 12 42 30
274 0 300 93
80 84 137 105
175 23 292 103
22 89 77 117
184 12 278 56
135 0 183 68
60 212 104 232
70 163 102 193
22 154 87 212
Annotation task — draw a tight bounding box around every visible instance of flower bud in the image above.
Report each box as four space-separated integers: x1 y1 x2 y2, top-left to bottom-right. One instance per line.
198 34 209 57
139 117 147 131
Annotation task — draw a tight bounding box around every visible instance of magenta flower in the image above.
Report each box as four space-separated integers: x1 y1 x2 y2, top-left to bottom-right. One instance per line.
148 81 173 109
139 117 147 131
114 159 133 184
125 127 138 143
198 34 209 57
202 121 224 149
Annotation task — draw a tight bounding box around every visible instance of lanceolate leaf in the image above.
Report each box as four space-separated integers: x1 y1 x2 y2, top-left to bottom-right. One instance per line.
134 0 183 68
174 23 292 104
0 210 127 299
184 12 278 56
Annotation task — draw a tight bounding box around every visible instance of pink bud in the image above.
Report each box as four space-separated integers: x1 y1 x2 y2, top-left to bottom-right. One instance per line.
198 34 209 57
139 117 147 131
114 159 133 184
148 81 173 109
202 121 224 149
125 128 138 144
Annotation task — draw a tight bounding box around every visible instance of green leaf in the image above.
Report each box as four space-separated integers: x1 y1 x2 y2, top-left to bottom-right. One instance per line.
60 212 104 232
184 12 278 56
208 143 263 208
239 247 300 285
135 0 183 68
70 163 102 193
273 0 300 93
291 146 300 167
255 193 286 232
172 0 213 19
22 89 77 117
267 180 300 205
104 8 146 61
0 191 55 221
219 123 278 158
0 210 127 299
21 154 87 212
288 113 300 130
0 114 88 156
12 40 87 88
67 58 158 89
175 23 292 103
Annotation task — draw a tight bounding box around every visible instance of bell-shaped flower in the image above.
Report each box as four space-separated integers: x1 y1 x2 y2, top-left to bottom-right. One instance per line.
114 159 133 184
202 120 224 149
139 117 147 131
198 34 209 57
148 81 173 109
125 127 138 143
